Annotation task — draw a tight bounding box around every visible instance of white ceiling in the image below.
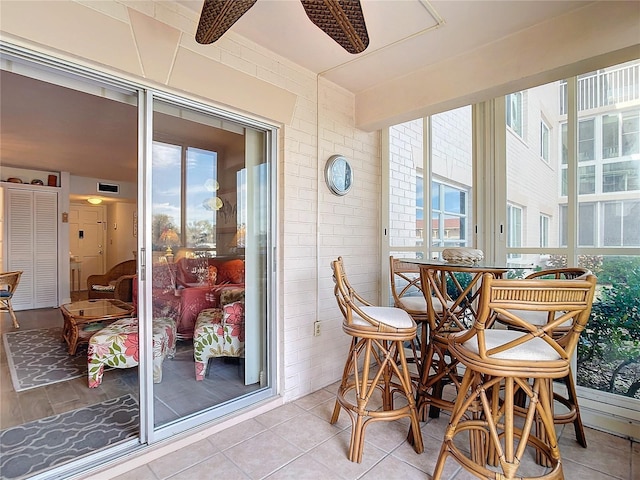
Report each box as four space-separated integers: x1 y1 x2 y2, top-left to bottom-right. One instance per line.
178 0 591 94
0 0 603 189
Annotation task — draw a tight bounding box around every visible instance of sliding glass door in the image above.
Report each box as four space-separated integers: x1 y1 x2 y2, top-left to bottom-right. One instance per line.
145 96 275 436
1 45 278 476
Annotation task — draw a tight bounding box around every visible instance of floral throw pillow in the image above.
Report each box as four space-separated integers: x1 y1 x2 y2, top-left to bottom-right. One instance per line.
223 301 244 342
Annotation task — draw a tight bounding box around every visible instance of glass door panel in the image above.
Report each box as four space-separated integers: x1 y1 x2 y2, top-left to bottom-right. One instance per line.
149 98 270 429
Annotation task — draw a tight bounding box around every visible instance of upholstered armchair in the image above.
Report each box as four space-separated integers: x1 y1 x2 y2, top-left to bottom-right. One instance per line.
193 287 245 381
87 260 137 300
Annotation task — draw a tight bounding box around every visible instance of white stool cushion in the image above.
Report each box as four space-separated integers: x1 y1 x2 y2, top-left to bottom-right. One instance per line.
399 295 453 313
357 306 415 329
460 329 561 361
398 295 426 312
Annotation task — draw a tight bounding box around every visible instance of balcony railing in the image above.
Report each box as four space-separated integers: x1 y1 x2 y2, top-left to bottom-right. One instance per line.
560 62 640 115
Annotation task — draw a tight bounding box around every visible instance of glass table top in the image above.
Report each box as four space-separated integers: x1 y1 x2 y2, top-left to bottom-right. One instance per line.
61 299 134 319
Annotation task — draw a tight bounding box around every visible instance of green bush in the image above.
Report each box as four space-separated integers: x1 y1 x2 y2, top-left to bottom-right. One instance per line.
577 256 640 397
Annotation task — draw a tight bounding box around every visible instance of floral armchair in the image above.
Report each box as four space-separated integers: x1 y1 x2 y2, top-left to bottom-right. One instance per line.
193 288 245 381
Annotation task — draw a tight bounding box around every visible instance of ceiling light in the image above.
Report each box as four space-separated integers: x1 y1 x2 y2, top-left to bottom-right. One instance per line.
87 197 103 205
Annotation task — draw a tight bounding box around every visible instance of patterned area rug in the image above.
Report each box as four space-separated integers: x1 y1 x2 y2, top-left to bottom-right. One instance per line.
2 327 91 392
0 394 138 479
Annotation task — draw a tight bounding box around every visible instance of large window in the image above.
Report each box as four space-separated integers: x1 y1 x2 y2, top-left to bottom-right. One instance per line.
388 58 640 441
388 106 472 256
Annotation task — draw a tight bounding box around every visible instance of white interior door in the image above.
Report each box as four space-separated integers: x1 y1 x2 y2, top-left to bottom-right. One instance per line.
69 204 106 289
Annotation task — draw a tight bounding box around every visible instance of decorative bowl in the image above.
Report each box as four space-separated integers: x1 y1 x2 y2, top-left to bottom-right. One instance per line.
442 248 484 264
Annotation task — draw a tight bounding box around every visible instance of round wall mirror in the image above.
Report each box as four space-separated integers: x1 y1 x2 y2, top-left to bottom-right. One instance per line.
325 155 353 196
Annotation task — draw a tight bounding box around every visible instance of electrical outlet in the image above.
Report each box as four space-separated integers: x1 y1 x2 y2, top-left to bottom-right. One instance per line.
314 321 321 336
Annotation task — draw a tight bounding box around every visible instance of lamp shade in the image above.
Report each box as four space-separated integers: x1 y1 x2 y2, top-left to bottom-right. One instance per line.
159 228 180 246
87 197 103 205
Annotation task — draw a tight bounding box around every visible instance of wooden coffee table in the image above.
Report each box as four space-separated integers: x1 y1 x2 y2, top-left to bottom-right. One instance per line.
60 299 135 355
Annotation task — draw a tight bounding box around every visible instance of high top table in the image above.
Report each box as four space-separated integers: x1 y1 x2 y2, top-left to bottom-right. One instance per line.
60 298 135 355
403 259 531 419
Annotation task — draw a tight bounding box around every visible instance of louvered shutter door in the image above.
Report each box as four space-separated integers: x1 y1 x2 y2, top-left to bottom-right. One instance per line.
34 191 58 308
6 188 58 310
7 189 35 310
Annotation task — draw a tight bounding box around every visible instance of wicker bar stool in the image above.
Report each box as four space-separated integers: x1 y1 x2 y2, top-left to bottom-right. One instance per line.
416 263 506 420
432 274 597 480
330 257 424 463
389 256 429 376
496 267 590 449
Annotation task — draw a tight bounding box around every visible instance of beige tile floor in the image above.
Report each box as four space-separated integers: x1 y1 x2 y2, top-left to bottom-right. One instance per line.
108 384 638 480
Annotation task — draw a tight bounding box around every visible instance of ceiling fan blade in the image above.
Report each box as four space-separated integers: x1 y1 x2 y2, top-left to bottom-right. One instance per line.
300 0 369 54
196 0 257 45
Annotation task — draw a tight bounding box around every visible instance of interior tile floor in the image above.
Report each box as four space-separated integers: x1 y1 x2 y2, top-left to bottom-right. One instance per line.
105 384 638 480
2 306 638 480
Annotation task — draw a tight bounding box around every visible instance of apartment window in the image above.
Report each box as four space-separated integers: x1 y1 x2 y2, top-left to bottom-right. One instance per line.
603 160 640 192
579 118 595 162
579 203 597 247
562 123 568 164
507 204 522 257
431 181 467 247
602 114 619 159
561 119 595 164
539 214 550 247
506 92 523 138
540 120 550 162
561 165 596 196
622 111 640 156
601 200 640 246
560 203 597 247
579 165 596 194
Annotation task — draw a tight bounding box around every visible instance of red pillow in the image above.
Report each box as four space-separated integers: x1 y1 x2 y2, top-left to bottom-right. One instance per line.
218 259 244 284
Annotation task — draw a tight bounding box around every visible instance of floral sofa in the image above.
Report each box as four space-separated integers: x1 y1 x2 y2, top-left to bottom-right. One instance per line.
143 256 245 339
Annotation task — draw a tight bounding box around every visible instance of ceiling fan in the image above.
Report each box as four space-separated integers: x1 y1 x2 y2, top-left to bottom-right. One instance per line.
195 0 370 54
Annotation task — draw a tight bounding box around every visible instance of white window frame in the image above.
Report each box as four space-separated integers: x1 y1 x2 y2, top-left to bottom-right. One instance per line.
539 214 550 247
507 91 523 138
507 203 523 258
540 120 550 162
